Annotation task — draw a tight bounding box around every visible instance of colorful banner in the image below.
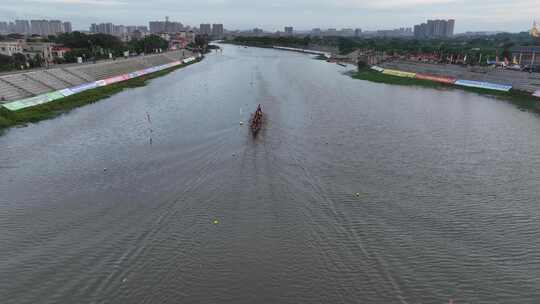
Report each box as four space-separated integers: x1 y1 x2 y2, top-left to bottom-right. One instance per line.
3 55 199 111
69 82 98 94
416 73 456 84
455 80 512 92
103 74 129 85
370 66 385 72
45 91 64 101
128 71 145 79
3 90 64 111
59 88 75 97
382 69 416 78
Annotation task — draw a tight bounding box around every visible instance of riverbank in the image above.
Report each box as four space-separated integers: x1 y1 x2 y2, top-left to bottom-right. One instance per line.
352 68 540 112
223 37 306 49
0 57 202 134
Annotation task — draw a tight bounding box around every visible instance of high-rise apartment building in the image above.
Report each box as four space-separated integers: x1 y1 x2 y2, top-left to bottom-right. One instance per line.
113 25 126 35
31 20 50 36
63 22 72 33
126 25 149 34
90 23 114 34
15 20 30 34
446 19 455 37
284 26 293 35
212 24 224 38
200 24 211 35
414 19 455 39
49 20 64 35
0 22 8 34
149 21 166 33
149 18 183 34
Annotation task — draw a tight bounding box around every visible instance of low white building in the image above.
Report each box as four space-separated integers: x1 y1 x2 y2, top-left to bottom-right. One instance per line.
24 42 54 63
0 40 24 56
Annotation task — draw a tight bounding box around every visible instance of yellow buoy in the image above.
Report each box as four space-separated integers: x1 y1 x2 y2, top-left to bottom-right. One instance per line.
213 219 220 225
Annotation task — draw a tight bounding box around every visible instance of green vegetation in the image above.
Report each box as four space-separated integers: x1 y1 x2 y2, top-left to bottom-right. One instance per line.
228 33 540 66
335 33 539 61
0 32 171 71
0 57 202 135
352 67 540 112
0 52 46 72
227 36 334 49
53 32 169 63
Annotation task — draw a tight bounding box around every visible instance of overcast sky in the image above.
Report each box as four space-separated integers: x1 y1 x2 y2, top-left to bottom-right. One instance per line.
1 0 539 33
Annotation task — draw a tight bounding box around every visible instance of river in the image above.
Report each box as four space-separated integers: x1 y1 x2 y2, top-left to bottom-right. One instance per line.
1 44 540 304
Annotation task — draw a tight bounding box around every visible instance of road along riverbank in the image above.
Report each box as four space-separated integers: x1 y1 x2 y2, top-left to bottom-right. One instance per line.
0 56 202 134
352 66 540 112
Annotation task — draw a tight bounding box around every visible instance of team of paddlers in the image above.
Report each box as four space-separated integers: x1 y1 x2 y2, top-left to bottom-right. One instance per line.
250 104 263 136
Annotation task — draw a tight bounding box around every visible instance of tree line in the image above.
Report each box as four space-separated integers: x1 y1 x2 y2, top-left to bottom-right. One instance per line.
230 32 540 65
0 31 170 71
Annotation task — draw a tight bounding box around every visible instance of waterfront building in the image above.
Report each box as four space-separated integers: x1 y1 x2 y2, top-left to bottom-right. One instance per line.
24 42 55 63
169 31 195 49
0 40 24 56
51 46 71 59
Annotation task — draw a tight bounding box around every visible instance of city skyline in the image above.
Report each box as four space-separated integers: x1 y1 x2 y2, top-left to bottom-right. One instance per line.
0 0 538 33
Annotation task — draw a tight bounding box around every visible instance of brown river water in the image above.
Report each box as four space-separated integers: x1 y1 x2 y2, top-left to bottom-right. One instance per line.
1 44 540 303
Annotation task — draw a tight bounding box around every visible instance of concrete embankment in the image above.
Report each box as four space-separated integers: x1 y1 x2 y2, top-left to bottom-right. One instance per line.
0 56 203 133
380 60 540 95
0 50 197 107
371 62 540 97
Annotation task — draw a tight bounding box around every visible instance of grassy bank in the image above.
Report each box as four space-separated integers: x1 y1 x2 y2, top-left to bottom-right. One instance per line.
352 68 540 112
0 57 202 134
